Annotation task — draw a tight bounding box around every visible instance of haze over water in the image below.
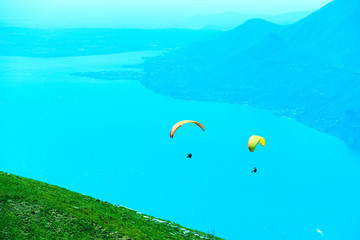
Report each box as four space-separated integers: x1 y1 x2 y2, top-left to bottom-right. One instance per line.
1 52 359 240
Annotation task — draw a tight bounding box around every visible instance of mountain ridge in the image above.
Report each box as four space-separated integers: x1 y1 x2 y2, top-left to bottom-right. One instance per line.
140 0 360 150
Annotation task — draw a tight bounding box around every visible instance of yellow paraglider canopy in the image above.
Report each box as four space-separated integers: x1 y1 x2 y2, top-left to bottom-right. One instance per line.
170 120 205 138
248 135 265 152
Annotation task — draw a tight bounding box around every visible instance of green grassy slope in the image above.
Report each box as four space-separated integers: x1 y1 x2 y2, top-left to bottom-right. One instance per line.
0 172 222 240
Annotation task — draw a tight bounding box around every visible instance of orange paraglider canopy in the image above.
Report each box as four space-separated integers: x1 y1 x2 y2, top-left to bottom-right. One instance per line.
170 120 205 138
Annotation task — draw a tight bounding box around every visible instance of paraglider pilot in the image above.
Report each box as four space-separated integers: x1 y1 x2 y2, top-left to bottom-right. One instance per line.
187 153 192 158
251 167 257 173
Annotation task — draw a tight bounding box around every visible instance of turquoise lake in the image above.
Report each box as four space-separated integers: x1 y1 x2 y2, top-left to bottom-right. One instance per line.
0 51 359 240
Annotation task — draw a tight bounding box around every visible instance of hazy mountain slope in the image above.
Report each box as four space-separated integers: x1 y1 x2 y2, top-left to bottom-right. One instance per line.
264 10 314 25
175 12 250 30
142 18 284 92
192 19 284 60
140 0 360 150
282 0 360 64
0 171 222 239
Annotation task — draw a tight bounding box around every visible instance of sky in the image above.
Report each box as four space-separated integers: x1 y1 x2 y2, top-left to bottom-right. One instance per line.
0 0 332 28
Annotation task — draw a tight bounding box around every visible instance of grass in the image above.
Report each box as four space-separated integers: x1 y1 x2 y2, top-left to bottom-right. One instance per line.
0 171 223 239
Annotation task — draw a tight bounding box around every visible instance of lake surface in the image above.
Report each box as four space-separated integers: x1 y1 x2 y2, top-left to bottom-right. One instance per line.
0 51 359 240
